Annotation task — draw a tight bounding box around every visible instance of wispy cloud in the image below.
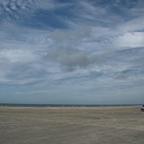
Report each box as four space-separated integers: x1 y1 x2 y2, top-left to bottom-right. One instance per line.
0 0 144 104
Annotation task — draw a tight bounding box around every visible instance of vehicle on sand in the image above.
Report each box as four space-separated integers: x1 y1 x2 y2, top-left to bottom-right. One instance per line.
141 105 144 112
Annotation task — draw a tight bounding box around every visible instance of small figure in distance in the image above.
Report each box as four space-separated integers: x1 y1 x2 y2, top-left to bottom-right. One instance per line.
141 105 144 112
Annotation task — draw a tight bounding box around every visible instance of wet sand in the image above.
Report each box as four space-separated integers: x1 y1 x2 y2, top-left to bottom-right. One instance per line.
0 106 144 144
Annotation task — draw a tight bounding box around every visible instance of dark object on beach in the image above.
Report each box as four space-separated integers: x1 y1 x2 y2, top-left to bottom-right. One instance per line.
141 105 144 112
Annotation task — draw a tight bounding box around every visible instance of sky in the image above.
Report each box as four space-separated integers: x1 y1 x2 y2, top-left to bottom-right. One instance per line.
0 0 144 104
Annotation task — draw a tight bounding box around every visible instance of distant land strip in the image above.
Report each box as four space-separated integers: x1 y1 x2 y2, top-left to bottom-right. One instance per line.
0 103 142 107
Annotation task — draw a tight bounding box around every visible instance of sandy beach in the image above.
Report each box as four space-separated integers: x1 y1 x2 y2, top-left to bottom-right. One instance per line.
0 106 144 144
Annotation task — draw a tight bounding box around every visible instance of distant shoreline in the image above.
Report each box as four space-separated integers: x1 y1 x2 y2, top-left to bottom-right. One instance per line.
0 103 141 108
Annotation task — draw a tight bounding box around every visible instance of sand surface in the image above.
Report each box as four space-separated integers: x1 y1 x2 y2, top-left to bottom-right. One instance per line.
0 107 144 144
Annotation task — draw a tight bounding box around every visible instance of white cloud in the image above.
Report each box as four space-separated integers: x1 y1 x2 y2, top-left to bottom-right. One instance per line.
114 32 144 48
0 49 38 63
118 16 144 32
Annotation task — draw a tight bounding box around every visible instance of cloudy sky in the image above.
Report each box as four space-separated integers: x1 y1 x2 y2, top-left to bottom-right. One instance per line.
0 0 144 104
